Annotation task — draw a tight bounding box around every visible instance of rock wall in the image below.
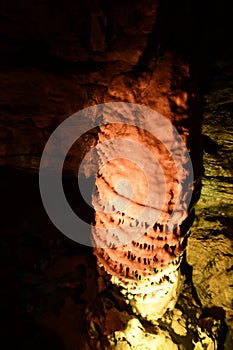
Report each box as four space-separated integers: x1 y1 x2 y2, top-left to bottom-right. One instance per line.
1 0 232 349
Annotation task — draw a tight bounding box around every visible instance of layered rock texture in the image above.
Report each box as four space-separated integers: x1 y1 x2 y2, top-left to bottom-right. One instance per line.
187 59 233 349
90 98 200 327
1 0 232 349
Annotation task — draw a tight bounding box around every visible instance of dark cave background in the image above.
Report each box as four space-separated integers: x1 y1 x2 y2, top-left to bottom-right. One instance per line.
0 1 232 349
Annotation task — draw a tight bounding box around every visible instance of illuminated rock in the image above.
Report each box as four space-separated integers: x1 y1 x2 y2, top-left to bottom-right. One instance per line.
88 98 201 326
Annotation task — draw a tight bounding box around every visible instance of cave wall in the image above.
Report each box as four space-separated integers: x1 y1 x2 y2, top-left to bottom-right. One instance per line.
0 0 231 172
1 0 233 349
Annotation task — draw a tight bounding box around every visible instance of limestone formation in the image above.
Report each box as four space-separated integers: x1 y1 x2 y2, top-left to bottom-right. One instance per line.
90 104 193 323
2 0 232 349
84 50 202 347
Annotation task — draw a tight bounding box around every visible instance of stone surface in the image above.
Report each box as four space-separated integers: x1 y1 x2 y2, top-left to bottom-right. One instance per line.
86 52 202 325
1 0 203 330
187 233 233 318
1 0 232 349
186 55 233 349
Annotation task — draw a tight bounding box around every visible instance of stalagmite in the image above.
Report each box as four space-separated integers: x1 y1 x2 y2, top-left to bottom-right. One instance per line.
85 93 202 349
91 103 190 320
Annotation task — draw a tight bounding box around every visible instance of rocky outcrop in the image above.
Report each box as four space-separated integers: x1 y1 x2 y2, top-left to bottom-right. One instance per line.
187 69 233 349
1 0 232 349
81 38 203 350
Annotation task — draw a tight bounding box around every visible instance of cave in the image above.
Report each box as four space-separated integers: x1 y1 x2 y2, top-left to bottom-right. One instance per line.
1 0 233 349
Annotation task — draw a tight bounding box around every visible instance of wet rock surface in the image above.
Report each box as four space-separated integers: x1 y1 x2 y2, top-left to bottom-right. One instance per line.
1 64 229 349
0 0 232 349
88 99 199 327
187 54 233 349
